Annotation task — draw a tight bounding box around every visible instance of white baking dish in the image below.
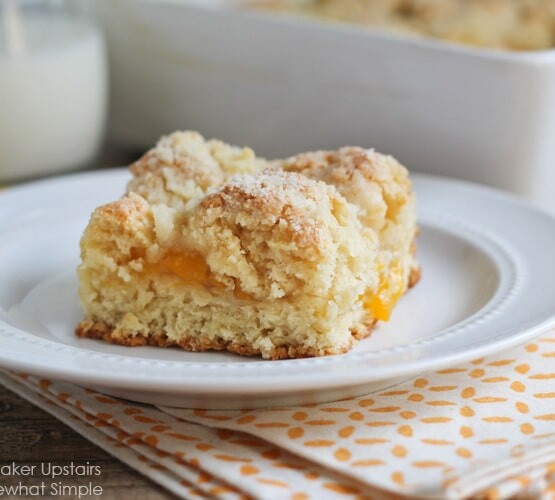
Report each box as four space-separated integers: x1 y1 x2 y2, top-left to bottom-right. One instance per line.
97 1 555 212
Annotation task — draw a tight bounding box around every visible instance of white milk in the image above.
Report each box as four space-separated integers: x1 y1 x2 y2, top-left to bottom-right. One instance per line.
0 12 107 181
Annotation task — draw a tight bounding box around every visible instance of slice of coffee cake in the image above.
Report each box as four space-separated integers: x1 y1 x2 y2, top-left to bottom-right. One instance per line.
76 131 419 359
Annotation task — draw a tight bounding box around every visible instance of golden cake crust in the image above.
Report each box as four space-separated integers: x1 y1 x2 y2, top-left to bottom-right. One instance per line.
75 319 378 360
128 131 265 210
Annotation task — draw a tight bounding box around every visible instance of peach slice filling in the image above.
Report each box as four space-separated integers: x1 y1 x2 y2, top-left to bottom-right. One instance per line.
144 251 253 300
363 262 406 322
143 252 406 321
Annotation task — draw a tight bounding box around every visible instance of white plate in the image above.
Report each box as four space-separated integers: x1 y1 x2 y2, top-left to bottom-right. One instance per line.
1 170 555 409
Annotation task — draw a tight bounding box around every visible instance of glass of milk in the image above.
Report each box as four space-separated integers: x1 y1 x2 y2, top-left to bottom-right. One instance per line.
0 0 108 181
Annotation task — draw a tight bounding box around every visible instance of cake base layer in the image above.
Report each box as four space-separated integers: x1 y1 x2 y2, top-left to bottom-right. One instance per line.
75 266 420 360
75 319 376 360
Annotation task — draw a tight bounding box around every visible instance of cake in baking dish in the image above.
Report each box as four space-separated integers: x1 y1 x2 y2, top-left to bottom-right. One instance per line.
253 0 555 51
76 131 420 359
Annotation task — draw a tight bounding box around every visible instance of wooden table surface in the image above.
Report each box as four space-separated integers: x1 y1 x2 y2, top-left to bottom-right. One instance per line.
0 385 175 499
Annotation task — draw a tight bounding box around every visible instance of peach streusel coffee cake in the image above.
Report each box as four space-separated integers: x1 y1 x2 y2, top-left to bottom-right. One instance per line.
76 131 420 359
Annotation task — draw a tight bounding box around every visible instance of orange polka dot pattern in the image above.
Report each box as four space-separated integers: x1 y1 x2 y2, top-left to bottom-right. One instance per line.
0 333 553 499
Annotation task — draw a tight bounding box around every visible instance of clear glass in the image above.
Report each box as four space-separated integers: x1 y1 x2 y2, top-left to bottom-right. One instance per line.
0 0 108 181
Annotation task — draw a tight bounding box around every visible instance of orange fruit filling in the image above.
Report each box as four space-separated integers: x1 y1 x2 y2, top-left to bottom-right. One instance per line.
144 251 252 300
363 261 406 322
